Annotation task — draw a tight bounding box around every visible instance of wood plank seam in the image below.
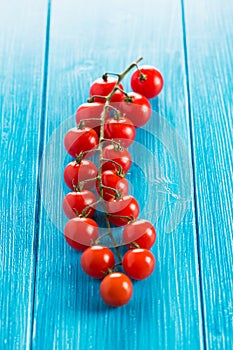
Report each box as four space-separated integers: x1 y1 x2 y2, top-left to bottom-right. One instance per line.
29 1 52 348
181 0 207 349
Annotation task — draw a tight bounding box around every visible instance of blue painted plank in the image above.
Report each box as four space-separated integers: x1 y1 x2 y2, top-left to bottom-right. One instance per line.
32 0 204 349
0 1 48 349
183 0 233 349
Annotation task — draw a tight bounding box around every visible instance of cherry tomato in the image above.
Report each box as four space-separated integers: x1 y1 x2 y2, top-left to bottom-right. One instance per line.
122 248 155 280
106 195 140 226
62 190 97 219
122 219 156 249
64 159 97 191
96 170 128 201
100 272 133 307
90 77 124 103
104 116 135 148
75 102 104 134
102 144 132 174
64 126 99 158
118 92 152 127
131 65 164 99
64 217 99 251
80 245 115 279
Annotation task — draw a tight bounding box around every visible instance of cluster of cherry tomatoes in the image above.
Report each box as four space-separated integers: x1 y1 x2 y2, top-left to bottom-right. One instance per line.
62 59 163 307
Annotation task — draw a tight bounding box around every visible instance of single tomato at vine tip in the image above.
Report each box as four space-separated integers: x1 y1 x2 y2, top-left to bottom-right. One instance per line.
100 272 133 307
131 65 163 99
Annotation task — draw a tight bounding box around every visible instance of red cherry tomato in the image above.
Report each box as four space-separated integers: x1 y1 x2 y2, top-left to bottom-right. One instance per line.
96 170 128 201
62 190 97 219
64 159 98 191
122 248 155 280
64 127 99 158
104 116 135 148
106 195 140 226
90 77 124 103
81 245 115 279
118 92 152 127
102 144 132 174
122 219 156 249
100 272 133 307
64 217 99 251
75 102 104 134
131 65 163 99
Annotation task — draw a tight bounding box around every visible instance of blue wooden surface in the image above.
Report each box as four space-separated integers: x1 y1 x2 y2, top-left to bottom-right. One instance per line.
0 0 232 349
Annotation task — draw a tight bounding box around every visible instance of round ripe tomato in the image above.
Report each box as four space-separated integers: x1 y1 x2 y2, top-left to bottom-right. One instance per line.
122 248 155 280
90 77 124 103
118 92 152 127
64 159 98 190
64 127 99 158
64 217 99 251
80 245 115 279
104 116 136 148
62 190 97 219
75 102 103 134
102 144 132 174
100 272 133 307
131 65 164 99
96 170 128 201
106 195 140 226
122 219 156 249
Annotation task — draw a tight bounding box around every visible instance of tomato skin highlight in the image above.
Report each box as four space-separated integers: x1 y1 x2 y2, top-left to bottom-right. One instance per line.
64 127 99 158
106 195 140 226
131 65 164 99
90 77 124 103
64 217 99 251
81 245 115 279
122 219 156 249
118 92 152 127
64 159 98 190
100 272 133 307
122 248 155 280
62 190 97 219
104 116 135 148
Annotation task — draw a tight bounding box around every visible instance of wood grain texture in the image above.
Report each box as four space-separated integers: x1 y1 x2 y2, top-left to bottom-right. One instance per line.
32 0 204 349
183 0 233 349
0 1 48 349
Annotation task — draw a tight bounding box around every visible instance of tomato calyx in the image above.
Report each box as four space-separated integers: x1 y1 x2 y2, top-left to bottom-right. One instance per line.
139 72 147 81
123 95 134 104
102 72 121 82
129 242 140 249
